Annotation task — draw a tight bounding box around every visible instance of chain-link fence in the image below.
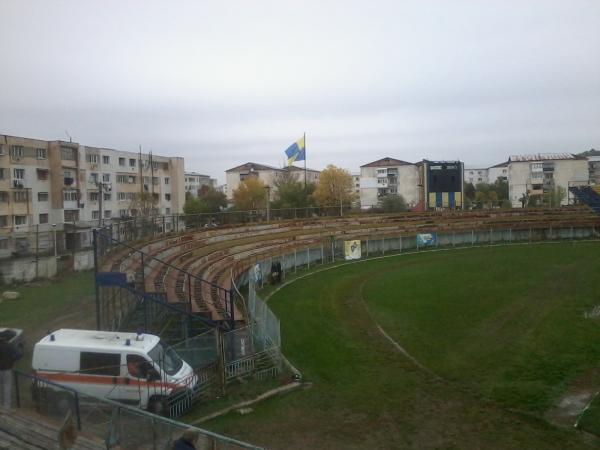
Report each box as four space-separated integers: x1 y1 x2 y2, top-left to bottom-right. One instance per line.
232 225 600 287
10 369 263 449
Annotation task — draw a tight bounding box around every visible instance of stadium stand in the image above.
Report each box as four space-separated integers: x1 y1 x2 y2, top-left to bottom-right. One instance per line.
99 207 600 324
569 186 600 215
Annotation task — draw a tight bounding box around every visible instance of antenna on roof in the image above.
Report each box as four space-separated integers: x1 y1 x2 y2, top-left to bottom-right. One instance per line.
65 130 72 143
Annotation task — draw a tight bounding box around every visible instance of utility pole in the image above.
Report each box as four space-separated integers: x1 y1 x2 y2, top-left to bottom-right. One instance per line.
265 186 271 222
97 181 103 227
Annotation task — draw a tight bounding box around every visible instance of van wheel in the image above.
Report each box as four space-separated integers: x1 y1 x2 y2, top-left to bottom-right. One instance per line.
148 396 168 416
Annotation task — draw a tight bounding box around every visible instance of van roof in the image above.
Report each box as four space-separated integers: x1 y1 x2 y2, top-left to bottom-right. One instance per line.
36 329 160 353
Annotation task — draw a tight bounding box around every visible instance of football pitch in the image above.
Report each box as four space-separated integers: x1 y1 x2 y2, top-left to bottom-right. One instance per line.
204 242 600 449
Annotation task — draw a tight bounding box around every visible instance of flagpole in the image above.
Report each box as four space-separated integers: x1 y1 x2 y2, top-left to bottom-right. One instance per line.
304 132 307 190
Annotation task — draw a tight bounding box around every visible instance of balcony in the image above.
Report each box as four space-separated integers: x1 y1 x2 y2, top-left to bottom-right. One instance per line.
12 179 26 189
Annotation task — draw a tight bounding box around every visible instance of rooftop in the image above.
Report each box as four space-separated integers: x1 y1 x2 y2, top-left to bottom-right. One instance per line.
509 153 576 162
37 329 159 352
226 162 282 172
361 157 414 168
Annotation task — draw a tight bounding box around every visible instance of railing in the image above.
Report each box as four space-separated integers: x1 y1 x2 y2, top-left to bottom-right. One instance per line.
11 369 263 449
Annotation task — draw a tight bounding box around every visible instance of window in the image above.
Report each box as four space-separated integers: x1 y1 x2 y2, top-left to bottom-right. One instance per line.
129 158 136 167
39 213 48 224
116 175 136 184
14 215 27 226
117 192 137 201
89 192 99 201
0 216 7 227
126 354 154 379
36 148 47 159
152 177 159 185
60 146 77 161
86 154 99 164
64 210 79 222
103 192 111 201
89 172 98 184
64 190 78 201
165 193 171 201
104 210 111 218
166 207 171 215
37 169 49 181
164 177 169 185
10 146 24 159
79 352 120 376
13 168 25 180
102 155 110 164
0 145 4 155
92 210 99 219
119 209 127 217
0 192 8 202
119 157 125 166
0 168 5 180
14 191 28 202
38 192 49 201
102 173 110 183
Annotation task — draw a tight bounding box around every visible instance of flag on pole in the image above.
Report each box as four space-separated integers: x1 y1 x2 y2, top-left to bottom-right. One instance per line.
284 136 306 166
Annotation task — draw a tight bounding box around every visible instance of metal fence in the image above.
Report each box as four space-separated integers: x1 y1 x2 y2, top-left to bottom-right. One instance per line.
10 369 263 450
231 225 600 286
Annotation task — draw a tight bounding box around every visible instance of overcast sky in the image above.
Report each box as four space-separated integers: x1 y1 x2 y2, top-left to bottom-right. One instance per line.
1 1 599 182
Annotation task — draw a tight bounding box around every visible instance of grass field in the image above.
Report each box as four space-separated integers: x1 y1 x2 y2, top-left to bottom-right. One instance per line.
202 242 600 449
0 271 96 369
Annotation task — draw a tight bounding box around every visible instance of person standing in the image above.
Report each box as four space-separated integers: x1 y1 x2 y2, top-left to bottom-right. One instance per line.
0 336 19 409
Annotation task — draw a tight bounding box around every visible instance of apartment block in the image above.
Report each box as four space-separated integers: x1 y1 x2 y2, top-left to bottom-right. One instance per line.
0 134 185 253
225 163 320 201
359 157 420 209
185 172 217 197
465 162 508 185
508 153 588 207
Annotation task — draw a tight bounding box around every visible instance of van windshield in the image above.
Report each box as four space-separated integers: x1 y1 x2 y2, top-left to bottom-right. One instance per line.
148 340 183 376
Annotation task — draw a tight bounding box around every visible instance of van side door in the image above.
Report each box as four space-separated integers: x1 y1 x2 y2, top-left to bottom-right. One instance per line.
78 351 122 400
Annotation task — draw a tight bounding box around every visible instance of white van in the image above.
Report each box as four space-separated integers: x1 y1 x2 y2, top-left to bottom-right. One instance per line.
32 329 198 415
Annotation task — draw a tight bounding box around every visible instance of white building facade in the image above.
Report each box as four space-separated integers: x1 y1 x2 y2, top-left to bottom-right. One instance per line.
359 157 420 209
508 153 588 207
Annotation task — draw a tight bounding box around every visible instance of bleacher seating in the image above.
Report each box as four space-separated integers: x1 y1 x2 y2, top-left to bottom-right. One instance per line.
569 186 600 216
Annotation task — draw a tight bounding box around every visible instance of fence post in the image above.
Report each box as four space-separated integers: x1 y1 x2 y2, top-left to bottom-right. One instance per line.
74 392 82 431
188 274 192 313
13 371 20 408
294 250 297 273
571 226 574 240
399 236 402 252
529 227 532 243
509 228 512 243
140 252 145 294
307 249 310 270
489 228 492 246
93 229 101 330
382 238 385 255
321 244 324 264
471 229 474 246
331 240 335 263
366 239 369 257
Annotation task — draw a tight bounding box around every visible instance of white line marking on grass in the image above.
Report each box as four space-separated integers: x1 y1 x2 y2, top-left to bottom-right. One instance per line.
357 281 443 380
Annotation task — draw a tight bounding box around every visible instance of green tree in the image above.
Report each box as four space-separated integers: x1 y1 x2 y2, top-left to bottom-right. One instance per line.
232 177 267 210
464 182 476 201
379 194 408 213
312 165 355 211
545 186 566 208
197 185 227 212
271 171 316 209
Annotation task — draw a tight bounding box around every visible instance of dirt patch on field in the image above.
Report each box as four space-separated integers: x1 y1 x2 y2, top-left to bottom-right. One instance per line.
546 368 600 427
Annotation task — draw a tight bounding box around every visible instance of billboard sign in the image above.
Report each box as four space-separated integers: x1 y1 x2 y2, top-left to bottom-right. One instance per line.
416 233 437 247
344 240 362 260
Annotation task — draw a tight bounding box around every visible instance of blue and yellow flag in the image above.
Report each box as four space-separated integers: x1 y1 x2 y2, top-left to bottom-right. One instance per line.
284 135 305 166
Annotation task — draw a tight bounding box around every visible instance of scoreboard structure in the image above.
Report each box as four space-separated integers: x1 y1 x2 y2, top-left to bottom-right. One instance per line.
422 160 464 209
